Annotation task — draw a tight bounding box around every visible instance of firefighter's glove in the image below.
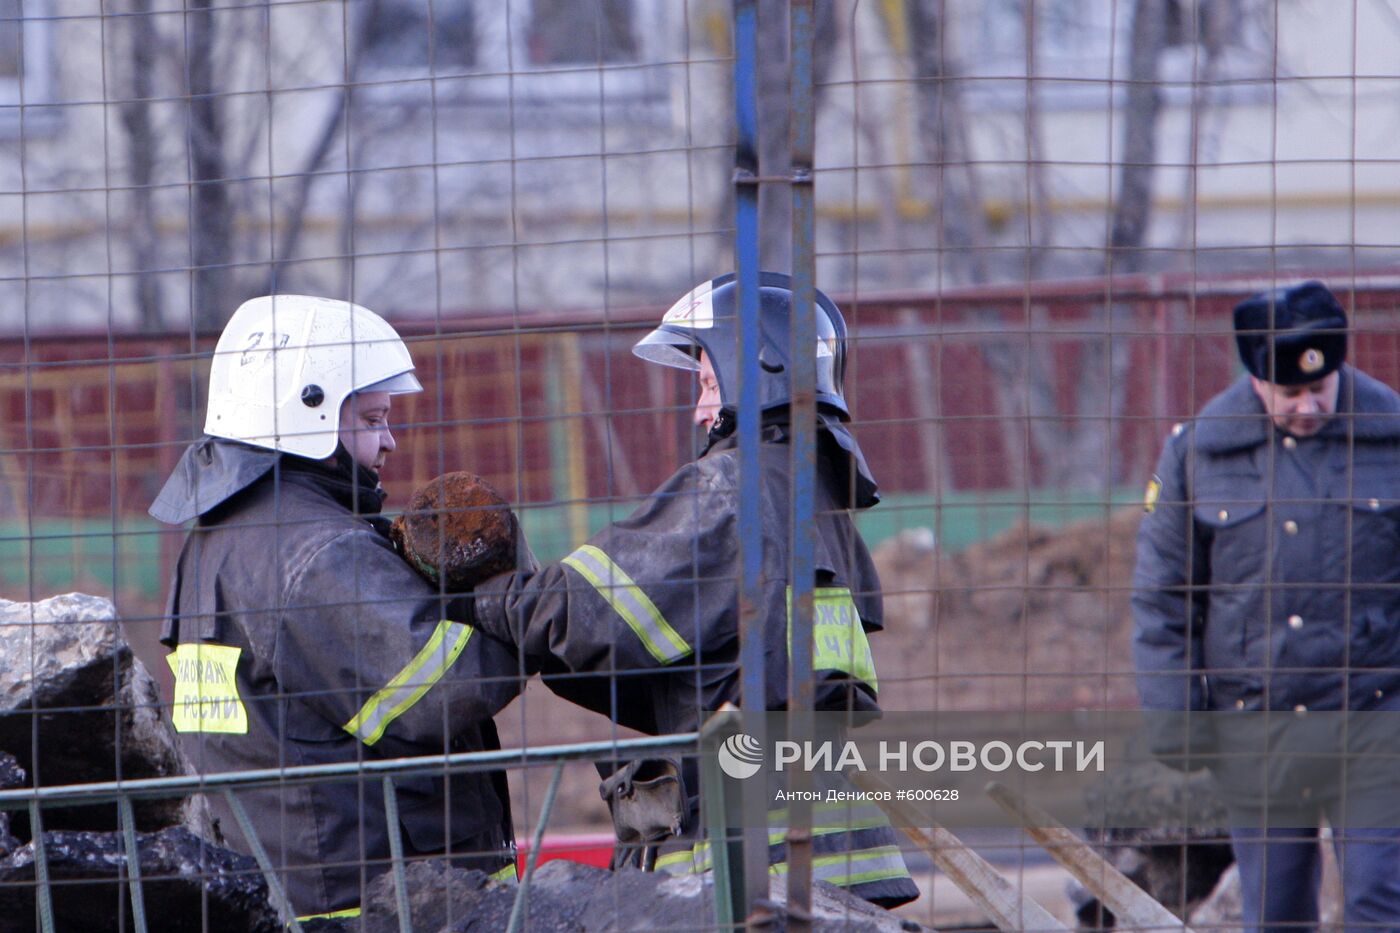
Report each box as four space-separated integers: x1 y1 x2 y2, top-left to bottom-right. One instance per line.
600 758 687 867
390 471 519 591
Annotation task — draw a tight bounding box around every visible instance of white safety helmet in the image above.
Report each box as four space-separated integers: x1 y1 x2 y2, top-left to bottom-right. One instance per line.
204 295 422 459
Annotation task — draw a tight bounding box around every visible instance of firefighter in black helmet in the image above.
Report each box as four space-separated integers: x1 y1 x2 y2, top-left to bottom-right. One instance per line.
471 273 917 907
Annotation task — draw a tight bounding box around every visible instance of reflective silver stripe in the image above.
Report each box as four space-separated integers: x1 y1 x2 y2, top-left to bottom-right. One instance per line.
768 801 890 831
812 845 911 887
771 845 911 888
659 826 905 879
562 544 692 664
343 620 475 745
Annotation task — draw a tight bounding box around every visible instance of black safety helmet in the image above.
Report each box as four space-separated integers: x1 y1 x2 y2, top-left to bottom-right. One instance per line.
632 271 851 421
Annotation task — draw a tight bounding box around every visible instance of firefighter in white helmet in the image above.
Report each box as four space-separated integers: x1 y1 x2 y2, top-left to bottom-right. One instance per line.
151 296 522 925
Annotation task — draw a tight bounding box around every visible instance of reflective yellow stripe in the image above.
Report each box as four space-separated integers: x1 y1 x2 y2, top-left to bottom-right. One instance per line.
562 544 692 664
671 841 909 887
770 845 910 887
295 906 361 922
343 620 475 745
655 849 697 873
490 862 519 883
787 586 879 691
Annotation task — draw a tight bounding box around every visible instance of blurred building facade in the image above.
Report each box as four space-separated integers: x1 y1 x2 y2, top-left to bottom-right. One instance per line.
0 0 1397 332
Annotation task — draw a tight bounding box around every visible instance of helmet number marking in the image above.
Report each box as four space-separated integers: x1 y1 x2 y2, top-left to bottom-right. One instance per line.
662 284 715 329
239 330 291 367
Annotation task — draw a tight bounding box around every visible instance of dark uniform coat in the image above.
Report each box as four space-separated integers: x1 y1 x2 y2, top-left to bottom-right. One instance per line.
1133 366 1400 717
153 438 521 920
472 423 918 906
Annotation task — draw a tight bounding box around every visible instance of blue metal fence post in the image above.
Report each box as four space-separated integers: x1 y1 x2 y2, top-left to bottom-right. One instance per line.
732 0 768 920
786 0 818 926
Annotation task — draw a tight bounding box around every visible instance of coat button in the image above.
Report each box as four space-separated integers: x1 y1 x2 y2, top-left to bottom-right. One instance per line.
1218 509 1229 521
1288 614 1303 630
1293 703 1307 714
1283 436 1297 450
1234 699 1246 710
1171 423 1184 437
1370 498 1381 510
1376 689 1385 699
1283 520 1299 535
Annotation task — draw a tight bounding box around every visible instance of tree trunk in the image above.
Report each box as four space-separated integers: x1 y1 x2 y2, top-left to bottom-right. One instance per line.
117 0 164 331
1109 0 1166 274
904 0 992 285
755 0 836 271
1072 0 1167 488
186 0 231 331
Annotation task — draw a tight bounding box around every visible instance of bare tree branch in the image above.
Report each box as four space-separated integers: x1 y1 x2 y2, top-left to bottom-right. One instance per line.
270 0 384 291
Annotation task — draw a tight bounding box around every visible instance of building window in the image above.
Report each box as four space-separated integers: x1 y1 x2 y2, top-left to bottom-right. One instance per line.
362 0 477 73
525 0 638 66
0 0 56 133
356 0 669 121
0 0 19 83
1157 0 1273 87
965 0 1270 110
1165 0 1237 51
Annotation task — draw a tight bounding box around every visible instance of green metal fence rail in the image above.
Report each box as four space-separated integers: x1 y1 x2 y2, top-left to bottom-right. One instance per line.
0 732 704 933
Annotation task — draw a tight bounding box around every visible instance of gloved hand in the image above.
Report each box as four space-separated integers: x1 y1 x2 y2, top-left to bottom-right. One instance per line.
390 471 519 590
599 758 687 870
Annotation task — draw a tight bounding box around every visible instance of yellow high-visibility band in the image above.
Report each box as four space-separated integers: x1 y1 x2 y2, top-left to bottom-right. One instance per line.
563 544 692 664
664 842 910 886
490 862 519 883
343 620 474 745
770 845 911 887
295 906 361 922
787 587 879 691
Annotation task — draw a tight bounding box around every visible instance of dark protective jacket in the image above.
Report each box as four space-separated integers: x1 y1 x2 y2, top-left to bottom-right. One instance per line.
473 422 918 906
153 438 522 919
1133 367 1400 715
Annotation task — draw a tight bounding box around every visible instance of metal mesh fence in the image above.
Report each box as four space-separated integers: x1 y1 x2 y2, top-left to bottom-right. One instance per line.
3 0 1400 930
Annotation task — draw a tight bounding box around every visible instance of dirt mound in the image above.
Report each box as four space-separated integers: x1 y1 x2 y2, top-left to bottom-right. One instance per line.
872 506 1144 711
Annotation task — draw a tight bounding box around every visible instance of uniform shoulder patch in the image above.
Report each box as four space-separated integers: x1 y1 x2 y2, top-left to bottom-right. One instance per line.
1143 475 1162 514
167 643 248 734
